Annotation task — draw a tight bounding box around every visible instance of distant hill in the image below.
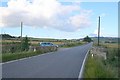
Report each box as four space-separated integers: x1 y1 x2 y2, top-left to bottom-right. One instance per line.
91 37 118 43
0 34 16 39
1 34 118 43
0 34 67 42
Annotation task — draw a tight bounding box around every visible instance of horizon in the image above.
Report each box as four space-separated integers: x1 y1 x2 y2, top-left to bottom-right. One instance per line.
1 33 118 40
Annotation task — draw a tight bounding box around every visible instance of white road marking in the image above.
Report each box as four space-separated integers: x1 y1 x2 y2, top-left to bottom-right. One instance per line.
2 48 69 64
78 50 90 79
2 52 54 64
78 43 93 79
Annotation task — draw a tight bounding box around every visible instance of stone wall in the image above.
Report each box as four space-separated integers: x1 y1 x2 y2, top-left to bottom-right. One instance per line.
90 47 107 60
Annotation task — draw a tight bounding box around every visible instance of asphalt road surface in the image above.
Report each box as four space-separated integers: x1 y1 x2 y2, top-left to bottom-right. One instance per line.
2 42 93 78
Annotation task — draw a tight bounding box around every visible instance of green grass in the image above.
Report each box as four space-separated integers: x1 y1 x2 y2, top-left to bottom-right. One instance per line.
83 43 118 78
83 53 117 78
0 53 2 63
2 47 57 62
2 51 41 62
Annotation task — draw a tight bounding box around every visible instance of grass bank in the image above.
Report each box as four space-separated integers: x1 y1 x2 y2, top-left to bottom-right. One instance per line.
2 48 56 62
83 53 117 78
83 43 118 78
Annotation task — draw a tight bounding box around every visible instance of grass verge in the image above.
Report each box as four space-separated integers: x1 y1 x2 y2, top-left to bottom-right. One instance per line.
83 47 118 78
2 49 56 62
83 53 116 78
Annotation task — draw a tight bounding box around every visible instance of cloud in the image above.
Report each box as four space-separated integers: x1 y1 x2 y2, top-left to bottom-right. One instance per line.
94 28 105 36
89 33 97 37
89 28 106 37
0 0 92 32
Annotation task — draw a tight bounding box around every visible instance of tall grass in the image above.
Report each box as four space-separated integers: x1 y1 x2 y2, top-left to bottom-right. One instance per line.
2 42 22 53
83 42 118 78
83 53 117 78
2 47 57 62
2 51 41 62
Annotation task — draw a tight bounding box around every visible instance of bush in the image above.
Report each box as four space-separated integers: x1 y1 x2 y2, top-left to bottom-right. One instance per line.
2 42 21 53
21 36 30 51
105 48 118 68
83 36 92 42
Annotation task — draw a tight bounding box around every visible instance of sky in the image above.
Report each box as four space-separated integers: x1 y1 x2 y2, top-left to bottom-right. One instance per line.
0 0 118 39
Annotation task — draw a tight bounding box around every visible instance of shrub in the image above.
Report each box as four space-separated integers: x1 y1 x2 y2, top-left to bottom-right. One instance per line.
21 36 30 51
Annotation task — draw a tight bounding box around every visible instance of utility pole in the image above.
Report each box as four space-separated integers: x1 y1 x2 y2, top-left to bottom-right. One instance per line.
98 16 100 46
21 22 23 51
21 22 23 38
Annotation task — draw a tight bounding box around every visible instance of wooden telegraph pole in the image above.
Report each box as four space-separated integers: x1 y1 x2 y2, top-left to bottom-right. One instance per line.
21 22 23 51
98 16 100 46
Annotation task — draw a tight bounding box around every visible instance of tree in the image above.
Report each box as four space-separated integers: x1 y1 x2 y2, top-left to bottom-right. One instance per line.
83 36 92 42
21 36 30 51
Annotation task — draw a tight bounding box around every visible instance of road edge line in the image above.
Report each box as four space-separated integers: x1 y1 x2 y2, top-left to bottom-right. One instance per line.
78 49 90 79
2 43 88 64
2 52 54 64
2 47 82 64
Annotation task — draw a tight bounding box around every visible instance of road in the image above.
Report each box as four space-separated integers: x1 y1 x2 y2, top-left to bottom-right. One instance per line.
2 42 93 78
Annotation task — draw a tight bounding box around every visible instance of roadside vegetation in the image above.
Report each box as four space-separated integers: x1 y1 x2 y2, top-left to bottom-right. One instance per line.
2 48 56 62
2 35 57 62
83 43 118 78
2 41 85 62
2 34 91 62
60 42 85 48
